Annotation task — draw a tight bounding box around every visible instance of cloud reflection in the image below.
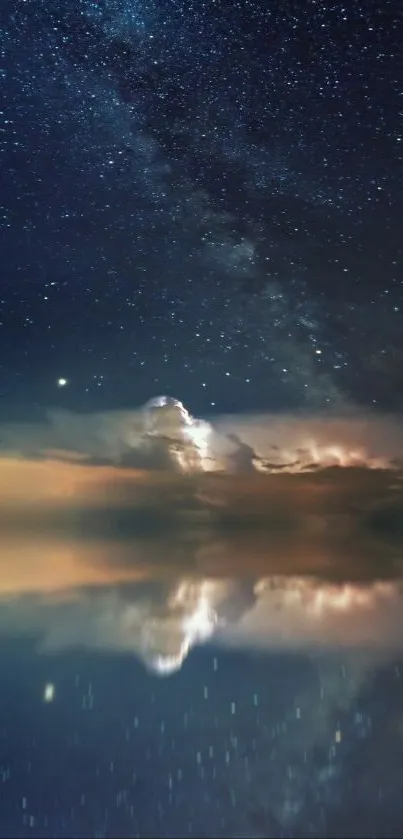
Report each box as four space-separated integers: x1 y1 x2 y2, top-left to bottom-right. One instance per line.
225 576 403 654
0 531 403 675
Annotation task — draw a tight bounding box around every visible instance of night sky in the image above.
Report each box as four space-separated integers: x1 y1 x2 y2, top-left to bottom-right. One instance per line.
2 4 403 838
1 0 402 418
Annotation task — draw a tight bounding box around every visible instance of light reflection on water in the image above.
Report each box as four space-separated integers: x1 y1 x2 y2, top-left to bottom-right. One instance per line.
1 527 403 837
1 464 403 836
1 515 403 673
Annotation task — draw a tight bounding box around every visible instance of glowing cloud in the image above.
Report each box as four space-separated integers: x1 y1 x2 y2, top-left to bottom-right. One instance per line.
1 397 403 476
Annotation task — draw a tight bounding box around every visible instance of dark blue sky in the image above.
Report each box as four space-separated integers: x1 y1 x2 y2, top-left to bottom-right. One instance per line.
0 0 401 419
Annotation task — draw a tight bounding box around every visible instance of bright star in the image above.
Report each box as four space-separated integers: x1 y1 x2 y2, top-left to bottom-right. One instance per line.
43 683 55 702
57 377 68 387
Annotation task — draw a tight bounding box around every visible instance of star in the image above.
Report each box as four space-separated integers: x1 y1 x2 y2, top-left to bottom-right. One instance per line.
0 0 400 414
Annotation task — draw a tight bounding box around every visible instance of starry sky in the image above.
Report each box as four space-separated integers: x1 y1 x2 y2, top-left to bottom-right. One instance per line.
0 0 402 419
2 7 403 836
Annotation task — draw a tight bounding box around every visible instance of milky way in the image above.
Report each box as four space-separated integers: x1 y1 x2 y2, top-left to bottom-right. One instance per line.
1 9 403 834
0 0 401 419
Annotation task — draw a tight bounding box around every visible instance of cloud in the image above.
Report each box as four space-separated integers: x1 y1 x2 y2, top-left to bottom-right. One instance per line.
213 408 403 469
1 399 403 469
0 402 403 559
0 407 145 464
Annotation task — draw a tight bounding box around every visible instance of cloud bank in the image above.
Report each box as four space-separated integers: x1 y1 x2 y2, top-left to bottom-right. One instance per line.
1 396 403 470
0 400 402 570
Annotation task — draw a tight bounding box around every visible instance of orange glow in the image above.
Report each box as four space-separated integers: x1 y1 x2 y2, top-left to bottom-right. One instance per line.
0 456 151 507
0 537 148 596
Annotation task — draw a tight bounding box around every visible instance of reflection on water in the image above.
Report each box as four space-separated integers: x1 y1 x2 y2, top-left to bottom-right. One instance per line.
1 537 403 675
1 464 403 836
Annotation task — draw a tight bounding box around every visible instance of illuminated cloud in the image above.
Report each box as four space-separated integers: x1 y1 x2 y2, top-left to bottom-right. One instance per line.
1 398 403 477
213 409 403 471
0 397 219 473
